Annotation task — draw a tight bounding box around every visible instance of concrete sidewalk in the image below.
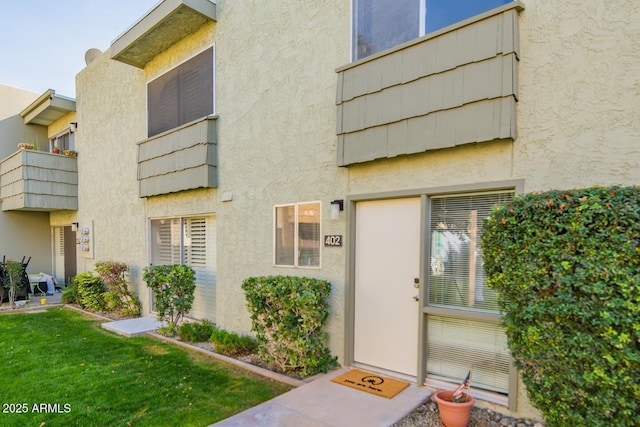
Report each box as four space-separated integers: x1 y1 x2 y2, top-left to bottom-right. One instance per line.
212 368 431 427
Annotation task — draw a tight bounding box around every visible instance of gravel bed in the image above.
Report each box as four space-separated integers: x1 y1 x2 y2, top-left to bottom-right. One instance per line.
393 398 545 427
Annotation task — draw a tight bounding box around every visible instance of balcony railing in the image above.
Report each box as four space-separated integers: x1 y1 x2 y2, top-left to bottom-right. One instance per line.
0 149 78 211
137 116 218 198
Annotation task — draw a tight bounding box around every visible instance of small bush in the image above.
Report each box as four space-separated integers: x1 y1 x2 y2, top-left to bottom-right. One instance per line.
482 186 640 426
178 320 215 343
143 265 196 335
210 328 257 357
95 261 141 318
61 284 77 304
242 275 338 378
73 272 106 312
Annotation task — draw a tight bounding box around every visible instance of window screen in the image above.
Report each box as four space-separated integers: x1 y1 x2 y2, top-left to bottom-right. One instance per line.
148 47 214 137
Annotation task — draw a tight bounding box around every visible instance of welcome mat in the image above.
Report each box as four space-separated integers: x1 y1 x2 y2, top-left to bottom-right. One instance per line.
331 369 410 399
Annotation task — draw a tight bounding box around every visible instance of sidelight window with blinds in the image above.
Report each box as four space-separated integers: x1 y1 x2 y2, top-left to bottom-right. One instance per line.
425 190 513 396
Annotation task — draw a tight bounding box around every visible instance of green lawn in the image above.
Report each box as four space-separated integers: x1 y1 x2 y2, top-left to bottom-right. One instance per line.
0 309 291 426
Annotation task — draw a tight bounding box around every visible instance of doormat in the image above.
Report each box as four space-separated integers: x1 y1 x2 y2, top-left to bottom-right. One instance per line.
331 369 410 399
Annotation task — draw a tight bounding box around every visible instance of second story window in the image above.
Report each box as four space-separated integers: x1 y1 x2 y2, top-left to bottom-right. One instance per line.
147 46 214 137
353 0 513 61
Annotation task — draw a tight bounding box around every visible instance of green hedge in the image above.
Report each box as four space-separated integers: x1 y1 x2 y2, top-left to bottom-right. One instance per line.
73 272 107 312
482 186 640 426
242 276 337 378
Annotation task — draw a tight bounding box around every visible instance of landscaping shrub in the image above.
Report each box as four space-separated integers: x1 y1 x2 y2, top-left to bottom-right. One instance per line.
210 327 257 357
143 264 196 335
73 272 107 312
242 275 337 378
95 261 141 318
482 186 640 426
2 259 24 308
178 320 215 343
61 284 77 304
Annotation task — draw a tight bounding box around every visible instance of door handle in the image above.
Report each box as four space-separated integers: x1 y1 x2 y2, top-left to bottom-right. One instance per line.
413 295 420 301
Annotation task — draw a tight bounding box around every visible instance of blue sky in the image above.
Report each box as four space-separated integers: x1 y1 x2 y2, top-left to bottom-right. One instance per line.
0 0 160 98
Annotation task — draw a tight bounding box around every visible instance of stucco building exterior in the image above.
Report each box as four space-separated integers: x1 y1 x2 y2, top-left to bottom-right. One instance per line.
2 0 638 420
0 84 65 276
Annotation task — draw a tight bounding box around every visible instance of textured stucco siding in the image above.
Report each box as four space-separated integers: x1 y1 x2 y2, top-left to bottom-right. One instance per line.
75 50 151 306
515 0 640 191
212 0 349 355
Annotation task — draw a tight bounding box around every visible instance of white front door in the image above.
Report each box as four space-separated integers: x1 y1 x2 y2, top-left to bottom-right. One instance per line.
353 197 421 377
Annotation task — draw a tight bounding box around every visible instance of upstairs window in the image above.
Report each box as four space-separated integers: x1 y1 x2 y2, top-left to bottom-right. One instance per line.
50 129 75 152
353 0 513 61
147 46 214 137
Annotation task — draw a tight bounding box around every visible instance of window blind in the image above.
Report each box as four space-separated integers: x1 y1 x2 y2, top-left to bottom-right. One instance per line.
426 315 511 394
429 191 513 312
148 47 214 137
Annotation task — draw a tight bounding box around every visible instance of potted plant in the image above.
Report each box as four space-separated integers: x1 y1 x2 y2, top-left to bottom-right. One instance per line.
432 371 474 427
18 142 34 150
52 146 61 154
63 149 77 157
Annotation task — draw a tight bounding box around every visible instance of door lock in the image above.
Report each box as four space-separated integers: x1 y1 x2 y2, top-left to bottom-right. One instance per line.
414 277 420 289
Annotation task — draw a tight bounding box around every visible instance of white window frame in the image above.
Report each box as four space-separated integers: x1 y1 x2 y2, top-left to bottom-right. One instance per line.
50 128 75 153
273 201 322 269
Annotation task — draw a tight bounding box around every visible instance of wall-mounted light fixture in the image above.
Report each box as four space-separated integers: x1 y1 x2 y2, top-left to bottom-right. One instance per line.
71 222 79 231
69 122 78 132
330 199 344 220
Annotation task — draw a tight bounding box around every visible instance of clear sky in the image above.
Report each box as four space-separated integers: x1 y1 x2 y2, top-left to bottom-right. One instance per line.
0 0 160 98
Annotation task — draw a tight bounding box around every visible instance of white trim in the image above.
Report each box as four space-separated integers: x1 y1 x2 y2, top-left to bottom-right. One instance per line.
273 201 322 269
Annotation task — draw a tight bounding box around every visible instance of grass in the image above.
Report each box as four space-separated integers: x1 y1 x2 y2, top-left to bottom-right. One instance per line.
0 309 291 426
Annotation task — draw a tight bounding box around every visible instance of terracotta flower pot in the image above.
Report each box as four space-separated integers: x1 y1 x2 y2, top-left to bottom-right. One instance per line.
432 390 475 427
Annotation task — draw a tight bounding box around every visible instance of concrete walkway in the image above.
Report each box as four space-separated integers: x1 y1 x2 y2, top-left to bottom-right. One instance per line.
101 316 167 337
212 368 431 427
97 317 431 426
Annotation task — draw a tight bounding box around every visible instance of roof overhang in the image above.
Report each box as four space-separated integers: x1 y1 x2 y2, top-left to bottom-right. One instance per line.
111 0 217 69
20 89 76 126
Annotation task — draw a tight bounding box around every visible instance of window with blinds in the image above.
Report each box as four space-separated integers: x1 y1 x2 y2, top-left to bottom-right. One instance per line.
184 218 207 269
147 47 214 137
429 191 513 312
426 190 514 395
151 218 182 265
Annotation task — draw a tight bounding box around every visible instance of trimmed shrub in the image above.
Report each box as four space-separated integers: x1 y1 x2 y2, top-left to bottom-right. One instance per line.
143 264 196 335
178 320 215 343
73 272 107 312
482 186 640 426
61 284 77 304
210 328 257 357
242 275 337 378
95 261 141 318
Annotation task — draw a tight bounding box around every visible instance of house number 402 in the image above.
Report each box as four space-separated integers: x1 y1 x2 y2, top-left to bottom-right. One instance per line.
324 235 342 247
